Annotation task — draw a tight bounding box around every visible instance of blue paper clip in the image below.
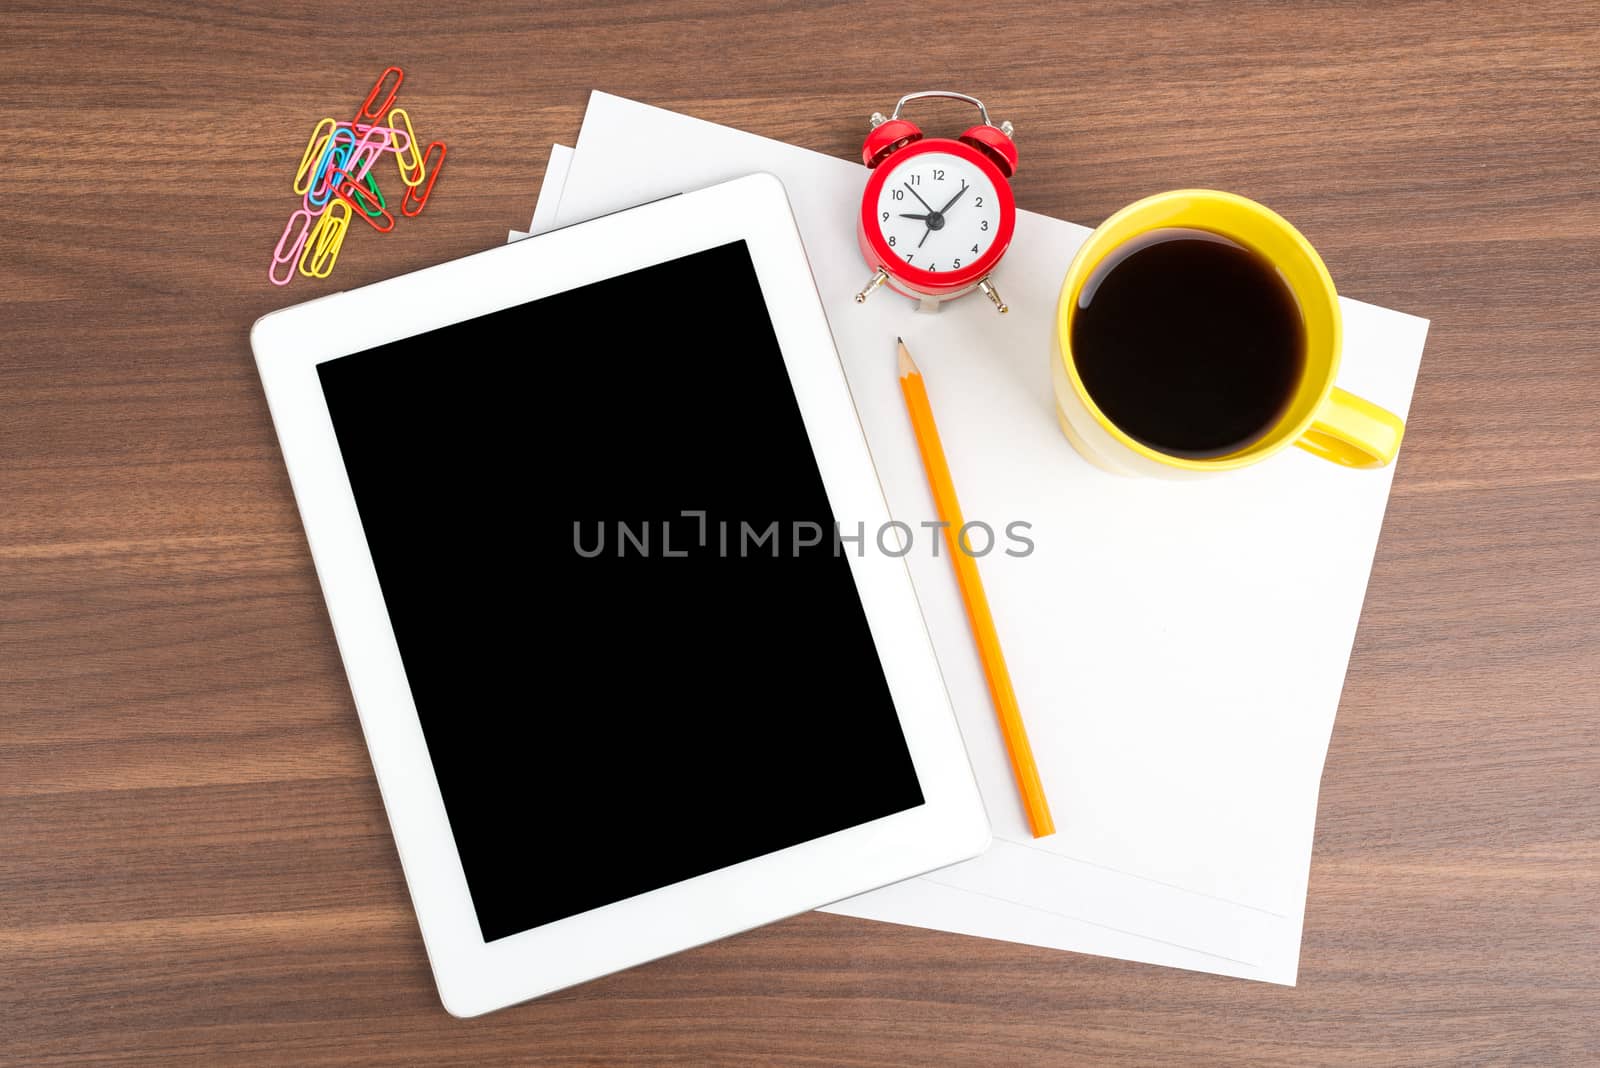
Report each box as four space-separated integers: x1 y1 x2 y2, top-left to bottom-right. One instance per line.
307 135 354 210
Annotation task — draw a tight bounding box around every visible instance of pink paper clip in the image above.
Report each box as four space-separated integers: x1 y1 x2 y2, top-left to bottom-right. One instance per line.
353 66 403 126
269 208 316 286
344 125 392 181
351 122 411 155
401 142 446 217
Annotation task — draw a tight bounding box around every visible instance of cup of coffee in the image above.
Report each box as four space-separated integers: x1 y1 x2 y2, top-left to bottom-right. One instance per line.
1052 189 1404 476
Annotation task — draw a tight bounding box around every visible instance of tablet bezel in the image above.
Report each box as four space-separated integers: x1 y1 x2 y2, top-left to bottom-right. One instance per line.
251 173 989 1018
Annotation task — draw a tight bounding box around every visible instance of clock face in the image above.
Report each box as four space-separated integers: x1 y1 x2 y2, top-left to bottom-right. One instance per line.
873 150 1002 276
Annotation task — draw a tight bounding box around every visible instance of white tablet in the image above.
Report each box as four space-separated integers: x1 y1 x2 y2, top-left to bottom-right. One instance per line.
251 173 989 1018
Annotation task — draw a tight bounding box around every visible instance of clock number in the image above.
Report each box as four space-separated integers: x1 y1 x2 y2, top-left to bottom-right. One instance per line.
980 220 990 231
933 169 945 180
881 211 889 222
975 196 984 207
888 235 896 247
929 262 937 271
905 253 914 262
971 244 979 253
908 173 920 185
892 189 904 200
953 258 961 269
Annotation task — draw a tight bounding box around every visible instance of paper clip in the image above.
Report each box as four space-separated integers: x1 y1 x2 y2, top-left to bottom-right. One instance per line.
344 125 390 182
388 107 425 187
351 124 388 149
298 199 352 278
307 130 355 209
354 66 403 126
352 122 411 155
293 118 337 195
401 142 446 217
361 167 385 214
340 163 390 217
305 144 347 209
333 170 395 233
269 208 316 286
304 138 340 207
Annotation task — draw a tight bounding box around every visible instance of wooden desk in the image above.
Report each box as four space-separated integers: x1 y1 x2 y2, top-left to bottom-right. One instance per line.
4 2 1596 1062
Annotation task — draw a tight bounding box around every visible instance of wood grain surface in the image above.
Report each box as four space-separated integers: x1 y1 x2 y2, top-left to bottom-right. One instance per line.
3 1 1597 1063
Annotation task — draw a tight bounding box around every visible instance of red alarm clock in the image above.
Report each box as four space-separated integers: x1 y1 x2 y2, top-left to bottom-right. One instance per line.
855 91 1018 313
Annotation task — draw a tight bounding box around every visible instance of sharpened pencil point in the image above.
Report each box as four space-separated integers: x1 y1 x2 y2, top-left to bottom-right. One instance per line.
897 338 917 377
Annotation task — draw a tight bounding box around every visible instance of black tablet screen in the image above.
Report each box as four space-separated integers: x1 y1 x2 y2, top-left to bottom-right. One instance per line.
317 240 924 942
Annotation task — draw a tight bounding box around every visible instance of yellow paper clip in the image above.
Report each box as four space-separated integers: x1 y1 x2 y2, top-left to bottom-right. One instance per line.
298 199 352 279
388 107 425 187
293 118 338 195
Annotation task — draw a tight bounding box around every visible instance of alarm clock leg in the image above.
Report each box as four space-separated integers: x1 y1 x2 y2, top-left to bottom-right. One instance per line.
978 276 1009 314
854 268 889 304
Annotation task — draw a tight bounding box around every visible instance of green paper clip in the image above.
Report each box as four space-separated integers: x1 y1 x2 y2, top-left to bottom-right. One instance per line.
360 170 386 217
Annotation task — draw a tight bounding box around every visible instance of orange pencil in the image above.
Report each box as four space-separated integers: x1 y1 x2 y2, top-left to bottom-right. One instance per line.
897 338 1055 838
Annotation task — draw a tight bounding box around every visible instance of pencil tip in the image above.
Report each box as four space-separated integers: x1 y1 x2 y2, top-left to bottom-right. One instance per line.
897 339 917 377
896 336 902 343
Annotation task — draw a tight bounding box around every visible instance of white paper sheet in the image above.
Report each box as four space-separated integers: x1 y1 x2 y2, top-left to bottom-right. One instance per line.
528 94 1428 984
847 876 1272 982
531 144 574 235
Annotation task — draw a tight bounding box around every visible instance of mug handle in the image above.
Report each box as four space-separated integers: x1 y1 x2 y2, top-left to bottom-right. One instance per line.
1294 387 1406 468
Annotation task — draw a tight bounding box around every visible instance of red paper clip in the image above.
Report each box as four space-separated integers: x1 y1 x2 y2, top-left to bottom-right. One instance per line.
353 66 403 126
401 141 446 217
333 170 396 233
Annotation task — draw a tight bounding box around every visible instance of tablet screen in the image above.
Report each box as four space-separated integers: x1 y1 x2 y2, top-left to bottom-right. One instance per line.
317 240 925 942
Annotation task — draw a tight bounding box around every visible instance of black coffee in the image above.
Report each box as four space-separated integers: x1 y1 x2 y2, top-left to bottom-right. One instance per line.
1071 228 1305 459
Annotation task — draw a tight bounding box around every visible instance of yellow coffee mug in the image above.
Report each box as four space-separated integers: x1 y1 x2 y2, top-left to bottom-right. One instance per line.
1052 189 1404 477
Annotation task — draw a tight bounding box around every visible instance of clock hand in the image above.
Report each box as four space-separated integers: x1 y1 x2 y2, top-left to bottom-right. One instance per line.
937 181 970 215
899 212 930 220
918 226 932 249
903 182 936 214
